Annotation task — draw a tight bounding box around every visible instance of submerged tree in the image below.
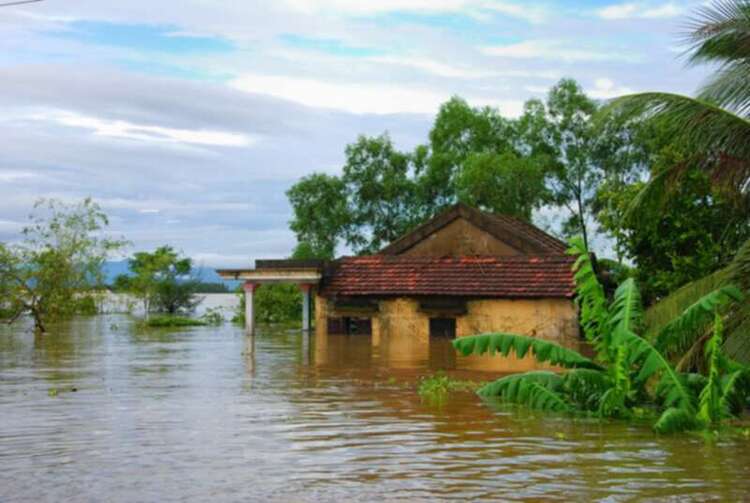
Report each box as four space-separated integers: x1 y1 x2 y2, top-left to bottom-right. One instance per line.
115 246 200 316
0 198 124 333
453 237 749 433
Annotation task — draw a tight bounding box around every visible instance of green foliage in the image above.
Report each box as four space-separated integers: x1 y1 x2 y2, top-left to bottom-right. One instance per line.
453 332 601 370
118 246 199 316
697 314 725 425
200 307 224 325
254 284 302 323
478 371 571 412
287 80 621 256
595 162 749 303
568 236 610 359
417 373 480 406
146 315 207 328
286 173 348 259
602 0 750 213
342 134 420 253
455 151 549 220
655 286 743 358
74 294 99 316
454 238 749 434
0 198 125 332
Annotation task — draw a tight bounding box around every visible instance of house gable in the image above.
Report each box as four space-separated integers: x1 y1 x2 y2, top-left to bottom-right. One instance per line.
379 203 566 257
396 217 521 257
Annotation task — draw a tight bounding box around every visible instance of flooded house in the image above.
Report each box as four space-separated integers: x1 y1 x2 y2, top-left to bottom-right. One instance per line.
219 204 580 370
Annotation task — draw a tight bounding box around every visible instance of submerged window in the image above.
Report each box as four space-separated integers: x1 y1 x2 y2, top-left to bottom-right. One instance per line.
327 317 372 335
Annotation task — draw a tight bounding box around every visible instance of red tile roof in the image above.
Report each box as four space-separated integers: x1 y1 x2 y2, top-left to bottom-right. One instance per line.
320 255 576 299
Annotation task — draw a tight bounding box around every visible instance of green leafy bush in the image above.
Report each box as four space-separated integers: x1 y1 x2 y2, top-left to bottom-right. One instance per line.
146 315 207 328
417 373 480 406
454 237 749 434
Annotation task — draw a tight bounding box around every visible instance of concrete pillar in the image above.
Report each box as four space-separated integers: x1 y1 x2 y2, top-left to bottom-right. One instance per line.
243 282 257 335
299 284 313 331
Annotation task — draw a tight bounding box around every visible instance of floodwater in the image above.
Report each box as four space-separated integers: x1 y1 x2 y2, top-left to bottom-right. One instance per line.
1 298 749 502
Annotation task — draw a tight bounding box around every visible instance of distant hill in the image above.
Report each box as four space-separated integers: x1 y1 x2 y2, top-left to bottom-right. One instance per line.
102 261 241 290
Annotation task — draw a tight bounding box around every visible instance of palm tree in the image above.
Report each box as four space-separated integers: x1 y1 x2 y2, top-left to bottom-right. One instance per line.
607 0 750 201
605 0 750 364
453 238 749 433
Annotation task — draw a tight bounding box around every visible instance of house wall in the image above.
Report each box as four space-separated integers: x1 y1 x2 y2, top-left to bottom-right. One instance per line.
315 295 580 372
398 218 521 257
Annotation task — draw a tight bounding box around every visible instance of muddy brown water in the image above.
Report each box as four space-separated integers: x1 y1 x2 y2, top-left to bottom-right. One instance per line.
1 314 749 502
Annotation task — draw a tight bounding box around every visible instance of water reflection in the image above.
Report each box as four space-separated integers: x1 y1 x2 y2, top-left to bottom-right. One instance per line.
0 311 748 502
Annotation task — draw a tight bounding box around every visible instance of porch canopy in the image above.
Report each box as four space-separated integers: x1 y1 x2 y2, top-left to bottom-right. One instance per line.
217 259 323 333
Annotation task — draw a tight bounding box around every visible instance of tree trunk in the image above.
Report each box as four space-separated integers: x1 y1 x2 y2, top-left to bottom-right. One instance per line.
576 194 589 251
31 308 46 334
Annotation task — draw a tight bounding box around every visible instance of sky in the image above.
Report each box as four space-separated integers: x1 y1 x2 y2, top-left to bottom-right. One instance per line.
0 0 710 267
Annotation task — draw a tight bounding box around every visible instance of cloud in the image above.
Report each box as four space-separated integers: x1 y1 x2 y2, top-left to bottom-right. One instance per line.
31 110 255 147
481 40 635 63
367 55 499 79
281 0 546 23
230 73 449 114
587 78 634 99
597 2 682 20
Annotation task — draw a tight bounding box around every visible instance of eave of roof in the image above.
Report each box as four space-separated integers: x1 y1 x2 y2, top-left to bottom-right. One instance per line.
320 254 576 299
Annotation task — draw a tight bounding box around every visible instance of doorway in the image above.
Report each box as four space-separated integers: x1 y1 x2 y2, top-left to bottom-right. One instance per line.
429 318 456 369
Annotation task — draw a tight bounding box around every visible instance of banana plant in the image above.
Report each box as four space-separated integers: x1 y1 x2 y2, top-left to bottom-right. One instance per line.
453 237 749 433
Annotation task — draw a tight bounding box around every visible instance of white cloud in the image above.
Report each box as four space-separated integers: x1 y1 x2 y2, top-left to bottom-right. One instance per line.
29 111 254 147
597 2 682 20
0 170 36 182
230 73 449 114
481 40 633 63
281 0 546 23
470 98 526 117
368 55 498 79
587 78 634 99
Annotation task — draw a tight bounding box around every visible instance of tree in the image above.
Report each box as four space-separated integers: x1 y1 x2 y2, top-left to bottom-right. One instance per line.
286 173 349 259
596 158 750 303
116 246 199 316
341 134 419 254
286 96 557 256
455 151 549 220
517 79 603 250
417 97 515 212
0 198 123 333
453 237 749 433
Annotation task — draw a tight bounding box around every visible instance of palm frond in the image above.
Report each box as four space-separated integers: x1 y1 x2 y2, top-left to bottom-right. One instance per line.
725 238 750 364
478 371 572 412
453 332 603 370
698 61 750 116
654 407 699 434
686 0 750 67
604 93 750 192
568 236 611 360
645 269 729 334
655 285 743 356
728 237 750 290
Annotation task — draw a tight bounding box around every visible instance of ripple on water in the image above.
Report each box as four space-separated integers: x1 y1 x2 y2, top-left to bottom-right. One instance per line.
0 314 749 502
